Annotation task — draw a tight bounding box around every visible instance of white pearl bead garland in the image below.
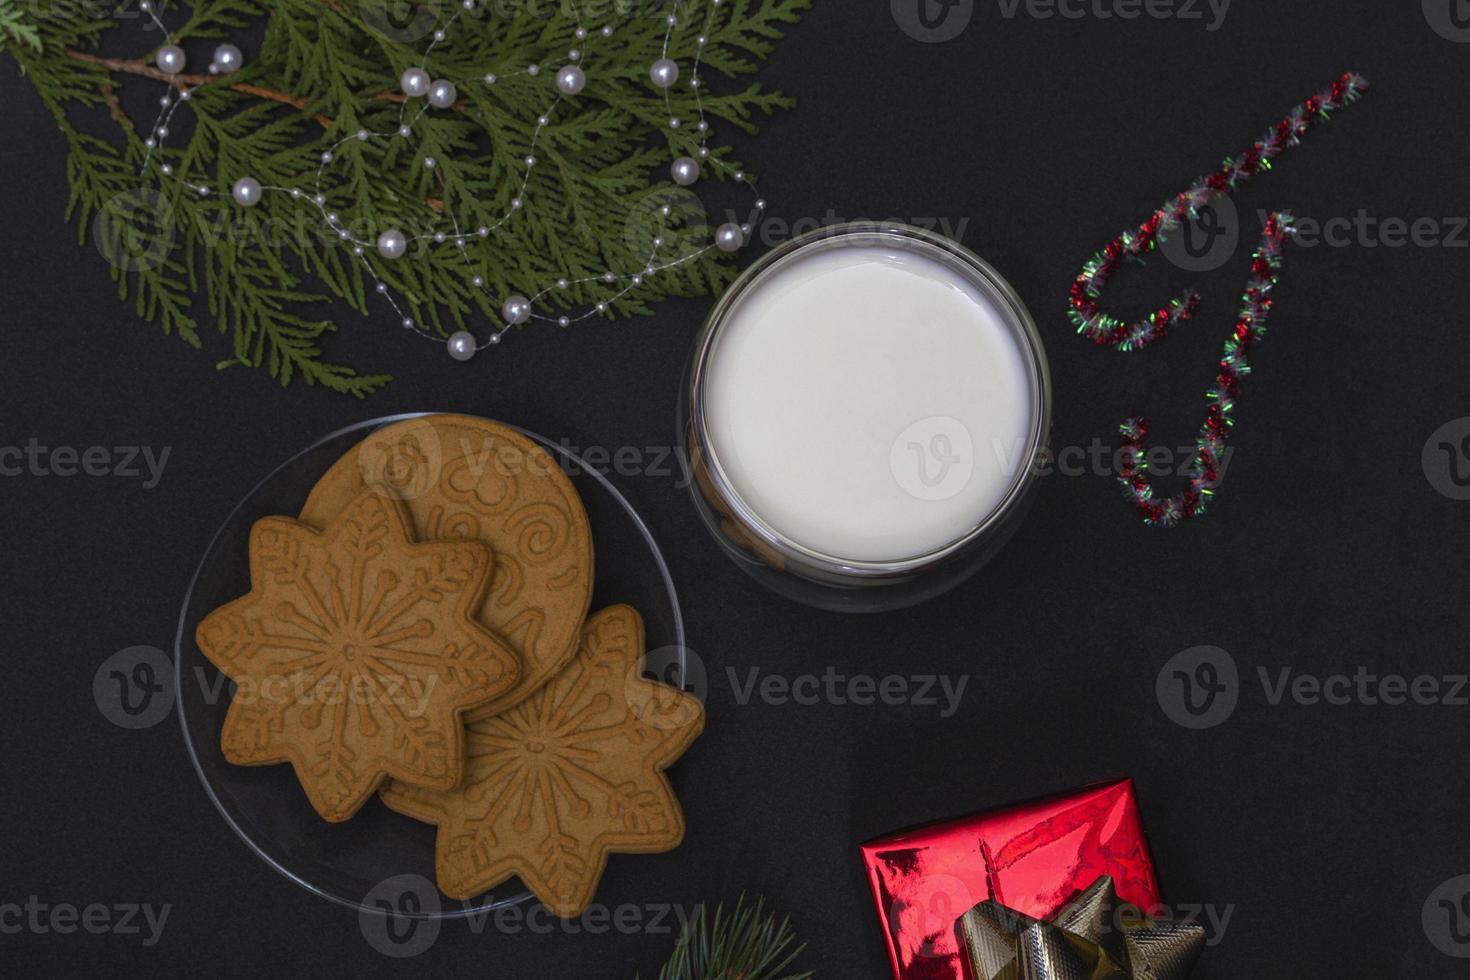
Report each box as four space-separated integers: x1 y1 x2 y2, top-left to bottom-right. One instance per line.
129 0 766 363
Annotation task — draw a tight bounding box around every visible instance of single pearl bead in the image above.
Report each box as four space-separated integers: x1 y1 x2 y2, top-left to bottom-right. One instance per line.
231 177 262 207
377 229 408 259
400 67 431 98
212 43 243 74
671 157 700 187
427 79 457 109
155 45 186 75
715 223 745 253
649 58 679 89
556 65 586 95
447 331 477 361
502 295 531 325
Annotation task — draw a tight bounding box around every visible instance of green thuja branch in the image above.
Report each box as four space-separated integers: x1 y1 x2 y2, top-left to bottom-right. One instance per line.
6 0 808 395
0 0 42 54
640 896 812 980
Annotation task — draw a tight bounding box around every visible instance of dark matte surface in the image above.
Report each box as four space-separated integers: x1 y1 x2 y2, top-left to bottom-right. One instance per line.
3 1 1467 976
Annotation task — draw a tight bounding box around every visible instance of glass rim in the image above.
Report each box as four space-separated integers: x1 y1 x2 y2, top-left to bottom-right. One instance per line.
173 412 687 919
688 221 1052 578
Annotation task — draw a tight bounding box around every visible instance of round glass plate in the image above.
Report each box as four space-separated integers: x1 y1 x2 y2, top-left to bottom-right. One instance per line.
174 413 685 918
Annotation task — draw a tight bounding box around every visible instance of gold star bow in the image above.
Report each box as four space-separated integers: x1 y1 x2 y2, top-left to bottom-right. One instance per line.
956 875 1205 980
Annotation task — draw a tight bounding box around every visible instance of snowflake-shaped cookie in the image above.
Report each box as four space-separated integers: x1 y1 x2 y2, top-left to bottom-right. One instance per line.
382 605 705 915
196 486 521 822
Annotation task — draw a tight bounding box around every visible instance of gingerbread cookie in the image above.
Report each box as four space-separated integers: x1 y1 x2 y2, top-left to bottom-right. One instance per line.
196 486 522 822
299 415 594 721
381 605 705 916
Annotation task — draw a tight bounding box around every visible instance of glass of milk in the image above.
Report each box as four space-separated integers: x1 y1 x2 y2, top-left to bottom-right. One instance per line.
680 223 1050 612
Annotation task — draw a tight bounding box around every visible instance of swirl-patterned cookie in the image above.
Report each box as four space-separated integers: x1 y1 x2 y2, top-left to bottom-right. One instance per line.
299 415 594 719
195 487 522 822
381 605 705 916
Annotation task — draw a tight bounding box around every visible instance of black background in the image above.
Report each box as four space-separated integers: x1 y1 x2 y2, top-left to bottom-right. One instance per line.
4 0 1469 976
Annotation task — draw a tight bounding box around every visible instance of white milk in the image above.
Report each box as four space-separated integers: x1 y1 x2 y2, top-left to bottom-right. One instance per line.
702 243 1036 564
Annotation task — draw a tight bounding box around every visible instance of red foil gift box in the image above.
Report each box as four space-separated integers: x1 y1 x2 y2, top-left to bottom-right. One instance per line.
859 779 1162 980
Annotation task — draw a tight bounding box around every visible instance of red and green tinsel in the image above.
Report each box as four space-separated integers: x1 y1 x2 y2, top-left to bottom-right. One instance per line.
1068 72 1370 526
1118 212 1293 527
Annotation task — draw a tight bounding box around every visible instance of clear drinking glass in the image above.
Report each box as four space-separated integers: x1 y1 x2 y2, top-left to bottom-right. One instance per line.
679 223 1051 613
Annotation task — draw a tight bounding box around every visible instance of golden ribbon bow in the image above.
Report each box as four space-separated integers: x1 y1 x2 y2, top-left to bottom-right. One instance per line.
955 875 1205 980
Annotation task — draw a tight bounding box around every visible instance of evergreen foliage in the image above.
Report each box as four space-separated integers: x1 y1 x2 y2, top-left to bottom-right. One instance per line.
6 0 807 394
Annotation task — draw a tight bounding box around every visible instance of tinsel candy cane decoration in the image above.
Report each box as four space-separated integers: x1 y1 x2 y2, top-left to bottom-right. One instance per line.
1068 72 1369 525
1118 212 1292 527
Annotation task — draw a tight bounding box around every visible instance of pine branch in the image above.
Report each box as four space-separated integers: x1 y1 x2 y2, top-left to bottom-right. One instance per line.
8 0 810 393
641 896 812 980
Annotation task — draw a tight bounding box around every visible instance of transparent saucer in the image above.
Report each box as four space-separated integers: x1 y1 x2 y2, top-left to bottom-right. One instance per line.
174 414 685 918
